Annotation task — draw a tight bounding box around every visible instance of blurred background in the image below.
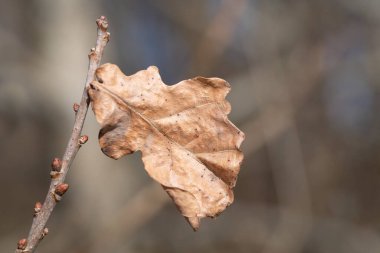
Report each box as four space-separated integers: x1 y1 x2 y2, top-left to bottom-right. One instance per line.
1 0 380 252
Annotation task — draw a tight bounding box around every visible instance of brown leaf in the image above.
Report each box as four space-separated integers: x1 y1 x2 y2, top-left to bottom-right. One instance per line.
88 63 245 230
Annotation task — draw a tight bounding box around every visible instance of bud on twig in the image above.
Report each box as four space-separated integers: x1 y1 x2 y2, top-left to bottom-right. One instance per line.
51 158 62 172
73 103 80 113
41 227 49 240
55 183 69 196
96 16 108 31
17 238 27 250
105 32 111 42
34 202 42 216
16 16 111 253
88 48 96 59
79 135 89 145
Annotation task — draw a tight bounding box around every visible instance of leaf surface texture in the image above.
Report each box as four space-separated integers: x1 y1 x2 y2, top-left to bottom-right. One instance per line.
89 63 245 230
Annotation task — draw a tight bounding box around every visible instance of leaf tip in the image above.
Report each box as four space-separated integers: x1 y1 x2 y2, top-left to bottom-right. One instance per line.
186 216 200 231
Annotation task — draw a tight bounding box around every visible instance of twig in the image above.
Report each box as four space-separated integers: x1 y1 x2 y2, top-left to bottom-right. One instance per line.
15 16 110 253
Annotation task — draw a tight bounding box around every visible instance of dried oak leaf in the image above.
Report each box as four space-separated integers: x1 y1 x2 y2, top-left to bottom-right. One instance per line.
88 63 245 230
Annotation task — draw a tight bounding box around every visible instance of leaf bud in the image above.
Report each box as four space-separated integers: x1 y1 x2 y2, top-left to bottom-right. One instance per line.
17 238 27 250
55 183 69 196
51 158 62 172
79 135 89 145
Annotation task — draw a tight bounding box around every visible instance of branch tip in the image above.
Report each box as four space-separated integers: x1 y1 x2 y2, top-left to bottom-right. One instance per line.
96 15 108 31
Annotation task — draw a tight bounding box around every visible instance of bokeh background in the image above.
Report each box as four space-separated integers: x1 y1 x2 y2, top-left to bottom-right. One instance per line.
1 0 380 252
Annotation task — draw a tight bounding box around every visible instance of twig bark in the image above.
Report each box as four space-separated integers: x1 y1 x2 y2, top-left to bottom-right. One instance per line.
15 16 110 253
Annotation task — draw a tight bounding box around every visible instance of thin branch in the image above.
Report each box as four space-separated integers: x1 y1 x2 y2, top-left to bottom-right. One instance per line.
15 16 110 253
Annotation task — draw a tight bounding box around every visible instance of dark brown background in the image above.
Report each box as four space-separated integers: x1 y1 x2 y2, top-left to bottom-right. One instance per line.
1 0 380 252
